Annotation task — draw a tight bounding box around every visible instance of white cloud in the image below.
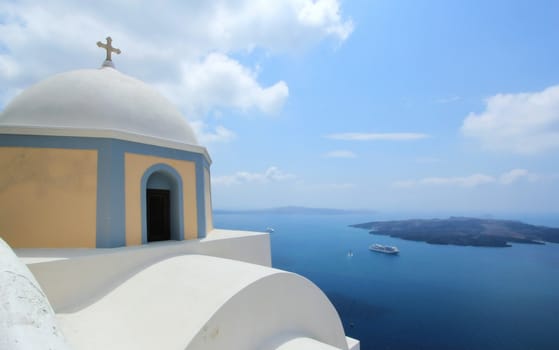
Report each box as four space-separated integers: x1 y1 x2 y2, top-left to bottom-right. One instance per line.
0 1 352 57
158 53 288 117
394 169 541 188
190 121 236 144
326 132 429 141
462 85 559 154
186 0 353 53
0 0 351 118
322 150 356 158
498 168 538 185
213 166 296 186
394 173 495 188
0 56 21 80
298 0 354 40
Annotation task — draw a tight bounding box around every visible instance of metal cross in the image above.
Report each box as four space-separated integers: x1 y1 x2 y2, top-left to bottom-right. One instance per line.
96 36 121 61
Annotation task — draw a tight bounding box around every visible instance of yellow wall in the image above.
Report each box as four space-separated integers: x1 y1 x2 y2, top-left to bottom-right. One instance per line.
204 167 213 232
124 153 198 245
0 147 98 248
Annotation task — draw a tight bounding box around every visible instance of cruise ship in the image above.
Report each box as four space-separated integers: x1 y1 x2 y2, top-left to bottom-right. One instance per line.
369 244 399 255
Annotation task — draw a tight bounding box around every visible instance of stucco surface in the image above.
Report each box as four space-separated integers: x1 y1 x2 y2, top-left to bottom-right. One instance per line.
0 147 97 248
54 254 347 350
0 67 198 146
19 230 271 312
274 337 345 350
186 270 348 350
0 238 69 350
345 337 360 350
12 230 359 350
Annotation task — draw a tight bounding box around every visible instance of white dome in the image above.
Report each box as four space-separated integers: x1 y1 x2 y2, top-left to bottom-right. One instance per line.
0 67 198 145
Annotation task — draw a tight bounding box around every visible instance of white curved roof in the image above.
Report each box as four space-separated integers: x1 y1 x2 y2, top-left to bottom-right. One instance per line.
0 67 199 146
55 255 349 350
16 231 356 349
0 238 70 350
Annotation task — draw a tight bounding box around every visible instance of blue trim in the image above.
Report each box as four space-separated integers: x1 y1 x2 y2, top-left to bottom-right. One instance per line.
146 172 173 189
140 163 184 243
195 161 206 238
202 157 211 169
0 134 104 149
0 134 209 246
204 165 213 229
96 141 126 247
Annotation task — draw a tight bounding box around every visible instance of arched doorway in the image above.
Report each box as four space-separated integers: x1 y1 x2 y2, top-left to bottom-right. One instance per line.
146 187 170 242
141 164 184 243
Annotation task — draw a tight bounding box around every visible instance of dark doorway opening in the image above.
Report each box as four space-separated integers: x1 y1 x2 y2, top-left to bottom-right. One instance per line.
147 189 171 242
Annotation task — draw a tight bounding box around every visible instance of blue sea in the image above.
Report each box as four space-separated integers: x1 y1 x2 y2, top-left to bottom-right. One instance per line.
214 213 559 350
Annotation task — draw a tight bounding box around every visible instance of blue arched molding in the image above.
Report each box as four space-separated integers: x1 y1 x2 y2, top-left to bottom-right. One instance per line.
140 163 184 244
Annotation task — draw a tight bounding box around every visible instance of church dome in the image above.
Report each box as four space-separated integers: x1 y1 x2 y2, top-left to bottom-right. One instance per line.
0 67 198 145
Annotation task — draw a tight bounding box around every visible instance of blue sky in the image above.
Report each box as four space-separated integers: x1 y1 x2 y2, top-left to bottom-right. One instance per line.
1 1 559 213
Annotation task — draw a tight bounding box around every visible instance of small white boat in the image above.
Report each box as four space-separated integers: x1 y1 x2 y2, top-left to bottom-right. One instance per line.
265 227 275 233
369 244 399 255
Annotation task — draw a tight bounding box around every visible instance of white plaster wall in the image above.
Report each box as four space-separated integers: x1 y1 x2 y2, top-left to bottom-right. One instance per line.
346 337 360 350
20 230 270 312
0 238 69 350
53 255 348 350
274 337 345 350
15 230 358 350
56 255 271 350
186 273 348 350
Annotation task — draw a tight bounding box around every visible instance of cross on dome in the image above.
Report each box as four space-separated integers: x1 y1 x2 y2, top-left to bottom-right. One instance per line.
97 36 121 68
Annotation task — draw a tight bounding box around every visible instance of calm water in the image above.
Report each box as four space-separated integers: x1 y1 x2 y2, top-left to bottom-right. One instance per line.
214 213 559 350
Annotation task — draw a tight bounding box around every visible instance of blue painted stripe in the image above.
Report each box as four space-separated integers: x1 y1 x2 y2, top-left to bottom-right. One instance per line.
195 160 206 238
0 133 103 149
0 134 209 246
96 140 126 247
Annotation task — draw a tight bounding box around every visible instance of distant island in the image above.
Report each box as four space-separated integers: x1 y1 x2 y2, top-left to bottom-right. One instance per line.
214 206 375 215
351 217 559 247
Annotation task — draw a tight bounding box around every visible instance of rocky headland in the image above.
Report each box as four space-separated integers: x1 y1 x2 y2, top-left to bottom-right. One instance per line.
351 217 559 247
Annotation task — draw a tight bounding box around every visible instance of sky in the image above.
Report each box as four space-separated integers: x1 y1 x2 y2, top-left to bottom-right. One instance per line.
1 0 559 214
